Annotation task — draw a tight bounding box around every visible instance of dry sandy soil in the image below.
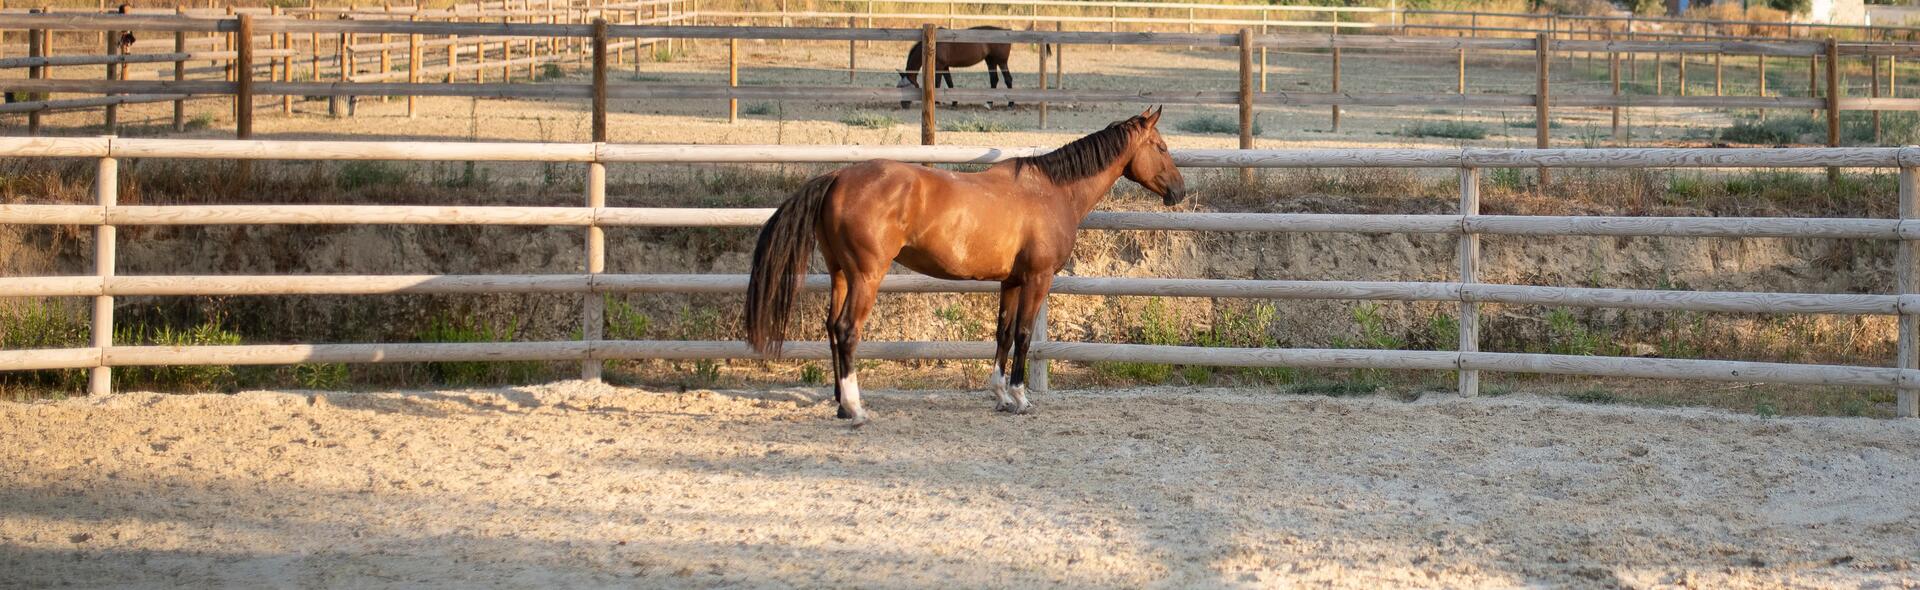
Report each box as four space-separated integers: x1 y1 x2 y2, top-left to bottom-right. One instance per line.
3 383 1917 589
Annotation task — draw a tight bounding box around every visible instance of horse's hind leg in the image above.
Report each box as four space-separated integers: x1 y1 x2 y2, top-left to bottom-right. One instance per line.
829 271 882 425
989 282 1020 410
825 269 850 409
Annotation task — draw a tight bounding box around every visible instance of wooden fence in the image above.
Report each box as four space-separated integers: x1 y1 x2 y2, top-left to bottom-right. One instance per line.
0 136 1916 418
12 14 1920 151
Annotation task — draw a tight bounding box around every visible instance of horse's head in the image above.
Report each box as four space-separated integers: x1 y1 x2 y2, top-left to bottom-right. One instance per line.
1123 107 1186 206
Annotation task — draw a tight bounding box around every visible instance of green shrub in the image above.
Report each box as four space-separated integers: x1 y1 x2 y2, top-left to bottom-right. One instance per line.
538 63 564 80
800 363 826 385
0 300 90 393
840 112 900 129
414 316 541 386
1545 308 1610 356
1399 121 1487 140
1719 116 1821 145
1095 298 1181 384
336 161 411 191
741 102 775 116
294 363 348 389
1176 114 1261 136
939 116 1015 133
607 297 652 340
115 320 244 392
1565 389 1619 404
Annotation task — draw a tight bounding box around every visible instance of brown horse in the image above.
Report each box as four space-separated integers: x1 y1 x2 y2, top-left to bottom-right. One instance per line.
897 25 1018 109
745 108 1187 425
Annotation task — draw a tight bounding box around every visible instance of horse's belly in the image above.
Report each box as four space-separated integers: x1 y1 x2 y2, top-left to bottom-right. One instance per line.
895 244 1012 281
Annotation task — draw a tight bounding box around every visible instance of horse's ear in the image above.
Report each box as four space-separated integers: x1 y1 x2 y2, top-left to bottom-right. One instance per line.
1144 106 1163 127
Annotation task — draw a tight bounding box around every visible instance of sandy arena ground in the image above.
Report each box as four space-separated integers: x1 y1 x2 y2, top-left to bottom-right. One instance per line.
3 383 1917 589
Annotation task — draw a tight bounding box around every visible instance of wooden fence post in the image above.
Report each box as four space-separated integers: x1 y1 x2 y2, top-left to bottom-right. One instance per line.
920 24 935 146
1809 53 1818 118
1654 51 1662 95
1037 35 1047 129
1714 51 1722 97
276 7 292 114
407 16 418 118
309 0 319 84
1827 37 1843 149
90 146 117 397
1678 50 1688 97
847 16 856 84
1239 28 1253 185
447 31 459 85
583 156 606 382
331 27 345 117
1330 44 1341 132
1901 166 1919 418
1456 43 1466 95
1610 35 1620 141
237 14 254 141
1456 166 1479 397
1054 21 1063 88
176 7 191 126
1259 9 1267 91
27 21 42 136
383 7 395 95
592 18 607 141
104 27 118 132
1758 52 1768 120
728 37 738 123
1872 55 1882 145
1536 34 1550 187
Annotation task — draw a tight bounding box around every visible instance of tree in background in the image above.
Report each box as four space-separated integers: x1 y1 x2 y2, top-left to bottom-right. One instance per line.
1768 0 1812 15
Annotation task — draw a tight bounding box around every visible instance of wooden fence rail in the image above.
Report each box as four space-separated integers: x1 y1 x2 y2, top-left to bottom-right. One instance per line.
0 137 1916 417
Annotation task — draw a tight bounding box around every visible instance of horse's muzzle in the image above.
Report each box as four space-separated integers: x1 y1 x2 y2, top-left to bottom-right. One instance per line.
1161 181 1188 206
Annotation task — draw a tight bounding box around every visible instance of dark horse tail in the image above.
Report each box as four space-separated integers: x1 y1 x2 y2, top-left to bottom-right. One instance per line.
745 173 835 357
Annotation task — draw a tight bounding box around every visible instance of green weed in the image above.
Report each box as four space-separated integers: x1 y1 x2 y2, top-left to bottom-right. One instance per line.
414 315 541 386
1399 121 1487 140
840 112 899 129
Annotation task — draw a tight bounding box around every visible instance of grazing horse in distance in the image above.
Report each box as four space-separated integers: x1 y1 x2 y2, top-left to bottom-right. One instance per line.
897 25 1018 109
745 108 1187 426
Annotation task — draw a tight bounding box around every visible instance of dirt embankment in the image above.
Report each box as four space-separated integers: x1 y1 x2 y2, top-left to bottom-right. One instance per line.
1 384 1916 588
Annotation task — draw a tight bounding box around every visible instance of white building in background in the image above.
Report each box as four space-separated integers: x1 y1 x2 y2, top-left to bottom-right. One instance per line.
1670 0 1865 24
1810 0 1867 25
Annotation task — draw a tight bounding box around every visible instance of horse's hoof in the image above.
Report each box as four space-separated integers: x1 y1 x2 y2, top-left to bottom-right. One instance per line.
1011 402 1032 415
837 405 857 419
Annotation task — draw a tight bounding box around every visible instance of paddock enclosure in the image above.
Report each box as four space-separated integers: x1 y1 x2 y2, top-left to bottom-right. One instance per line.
6 2 1920 588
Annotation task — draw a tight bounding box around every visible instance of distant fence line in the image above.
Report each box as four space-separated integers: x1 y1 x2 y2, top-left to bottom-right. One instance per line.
0 136 1916 418
8 14 1920 150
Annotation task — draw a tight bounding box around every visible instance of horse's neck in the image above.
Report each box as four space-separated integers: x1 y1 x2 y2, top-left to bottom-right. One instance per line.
1060 161 1131 220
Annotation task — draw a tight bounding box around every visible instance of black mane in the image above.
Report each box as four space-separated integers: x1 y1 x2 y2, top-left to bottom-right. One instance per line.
1013 117 1141 183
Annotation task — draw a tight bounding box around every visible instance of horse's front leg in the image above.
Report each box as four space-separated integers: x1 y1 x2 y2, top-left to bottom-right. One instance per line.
1005 274 1053 414
990 282 1020 411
